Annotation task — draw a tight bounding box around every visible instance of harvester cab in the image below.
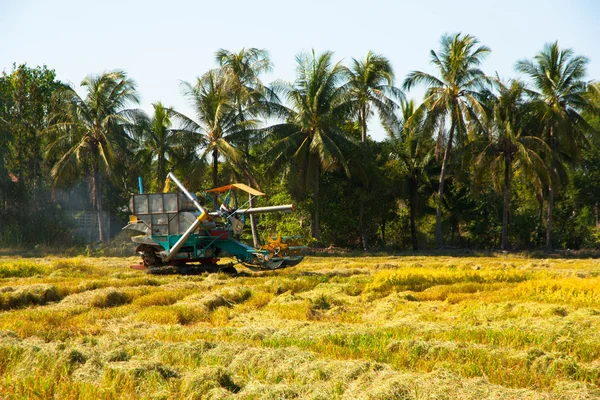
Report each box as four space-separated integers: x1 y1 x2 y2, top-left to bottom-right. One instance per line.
123 173 305 273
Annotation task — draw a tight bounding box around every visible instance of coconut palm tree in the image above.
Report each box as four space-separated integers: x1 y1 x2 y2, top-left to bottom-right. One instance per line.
215 48 280 247
345 51 404 143
403 33 491 247
387 100 435 250
269 50 357 241
172 70 257 200
46 70 140 242
475 80 550 250
516 42 595 250
136 102 195 192
215 48 277 117
344 51 404 249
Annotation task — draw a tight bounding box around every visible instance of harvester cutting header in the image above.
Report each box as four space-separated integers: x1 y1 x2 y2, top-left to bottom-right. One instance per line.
124 172 304 273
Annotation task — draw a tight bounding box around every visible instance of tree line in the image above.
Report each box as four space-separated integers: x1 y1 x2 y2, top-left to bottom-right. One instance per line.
1 33 600 251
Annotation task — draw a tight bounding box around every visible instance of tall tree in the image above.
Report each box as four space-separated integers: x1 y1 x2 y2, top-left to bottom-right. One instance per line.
387 100 435 250
0 64 58 195
344 51 404 250
403 33 491 247
215 48 278 247
475 80 549 249
0 64 64 245
269 50 357 241
136 102 193 192
516 42 594 250
172 70 257 201
46 70 140 242
0 88 11 220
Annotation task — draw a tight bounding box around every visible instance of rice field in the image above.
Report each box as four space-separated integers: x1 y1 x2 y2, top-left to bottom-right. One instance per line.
0 254 600 399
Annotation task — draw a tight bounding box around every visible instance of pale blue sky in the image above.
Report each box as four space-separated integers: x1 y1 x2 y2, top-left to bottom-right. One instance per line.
2 0 599 140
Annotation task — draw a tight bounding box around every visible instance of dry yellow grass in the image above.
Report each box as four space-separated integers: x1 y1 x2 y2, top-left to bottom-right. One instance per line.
0 254 599 399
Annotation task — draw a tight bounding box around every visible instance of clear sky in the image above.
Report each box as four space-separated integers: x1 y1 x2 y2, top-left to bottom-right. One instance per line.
2 0 599 140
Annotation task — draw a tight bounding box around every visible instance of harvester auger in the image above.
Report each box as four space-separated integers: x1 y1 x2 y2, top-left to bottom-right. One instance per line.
123 172 305 274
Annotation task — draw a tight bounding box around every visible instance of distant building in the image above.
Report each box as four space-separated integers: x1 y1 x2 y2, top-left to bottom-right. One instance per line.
54 183 124 243
64 210 111 243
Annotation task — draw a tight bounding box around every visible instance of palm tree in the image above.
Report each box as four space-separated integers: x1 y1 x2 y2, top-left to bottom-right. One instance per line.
345 51 404 143
46 70 140 242
215 48 279 247
403 33 491 247
136 102 194 191
516 42 594 250
387 100 435 250
172 70 257 200
215 48 276 115
344 51 404 249
475 80 549 250
269 50 357 241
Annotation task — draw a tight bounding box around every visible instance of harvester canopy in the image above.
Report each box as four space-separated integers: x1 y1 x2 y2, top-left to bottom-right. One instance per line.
206 183 265 196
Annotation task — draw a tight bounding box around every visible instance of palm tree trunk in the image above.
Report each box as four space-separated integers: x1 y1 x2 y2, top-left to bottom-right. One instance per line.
212 148 219 208
32 130 39 203
249 194 261 247
237 104 260 247
546 126 555 251
359 198 367 250
360 106 368 144
359 106 369 250
435 117 456 247
546 186 553 251
537 195 544 247
409 175 419 251
93 154 105 243
312 168 321 241
501 155 511 250
157 150 165 192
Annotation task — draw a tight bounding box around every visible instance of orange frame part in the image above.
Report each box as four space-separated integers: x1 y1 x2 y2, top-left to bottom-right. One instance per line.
205 183 265 197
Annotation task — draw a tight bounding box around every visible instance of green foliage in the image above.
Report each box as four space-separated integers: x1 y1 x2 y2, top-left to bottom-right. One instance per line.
0 64 68 246
1 39 600 251
268 50 359 241
45 70 141 243
516 42 595 250
404 33 492 246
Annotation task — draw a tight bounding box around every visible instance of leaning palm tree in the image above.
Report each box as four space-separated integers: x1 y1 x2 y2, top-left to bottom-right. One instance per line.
344 51 404 249
403 33 491 247
387 100 435 250
516 42 594 250
475 80 550 250
269 50 357 241
215 48 280 247
172 70 257 199
46 70 140 242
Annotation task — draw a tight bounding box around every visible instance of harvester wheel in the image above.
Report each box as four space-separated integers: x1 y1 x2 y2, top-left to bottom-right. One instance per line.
140 246 162 267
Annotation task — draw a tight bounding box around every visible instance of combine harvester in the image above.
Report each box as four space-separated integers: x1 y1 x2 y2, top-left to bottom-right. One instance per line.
124 172 304 274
